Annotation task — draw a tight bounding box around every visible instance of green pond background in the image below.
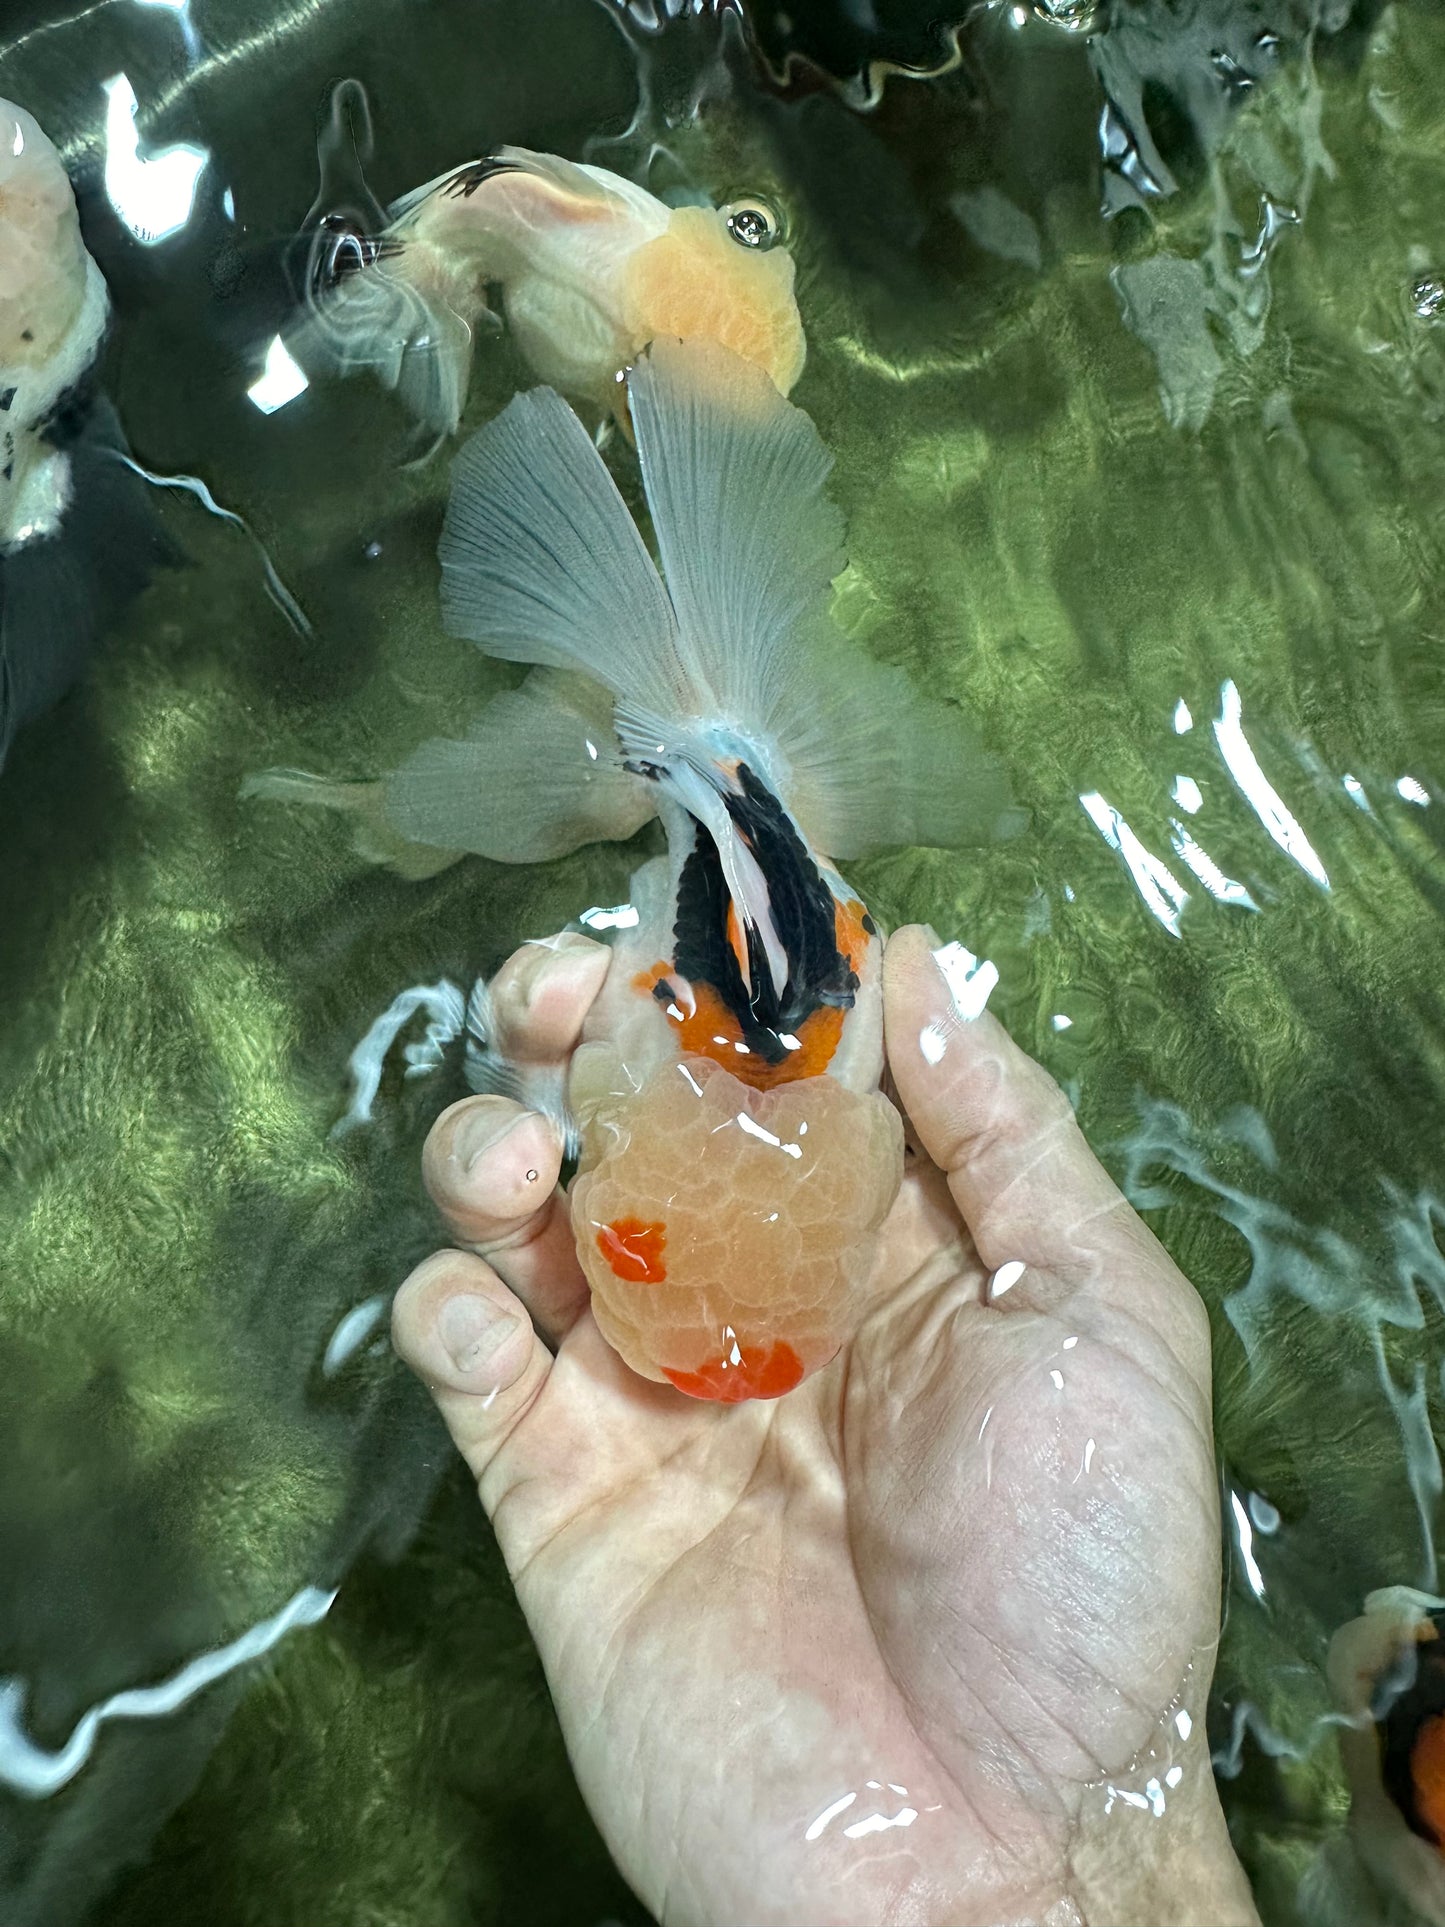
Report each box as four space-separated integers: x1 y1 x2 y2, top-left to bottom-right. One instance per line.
0 0 1442 1921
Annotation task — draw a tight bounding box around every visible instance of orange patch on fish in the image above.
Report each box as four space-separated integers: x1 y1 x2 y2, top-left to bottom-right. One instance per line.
625 208 806 397
630 902 872 1091
663 1336 804 1403
725 900 748 978
596 1217 667 1284
633 967 842 1087
1412 1715 1445 1850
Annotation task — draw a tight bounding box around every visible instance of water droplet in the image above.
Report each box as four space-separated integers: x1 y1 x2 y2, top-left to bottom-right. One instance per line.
1411 273 1445 322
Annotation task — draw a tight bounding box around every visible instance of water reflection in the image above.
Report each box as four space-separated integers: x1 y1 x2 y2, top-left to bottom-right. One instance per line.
0 1587 336 1800
0 0 1441 1923
101 72 207 244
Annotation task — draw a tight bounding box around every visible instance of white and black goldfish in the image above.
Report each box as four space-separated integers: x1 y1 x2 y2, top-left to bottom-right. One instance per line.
1328 1588 1445 1924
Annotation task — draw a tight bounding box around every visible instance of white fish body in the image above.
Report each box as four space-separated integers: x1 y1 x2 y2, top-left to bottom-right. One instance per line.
0 97 173 769
0 99 109 552
298 144 806 437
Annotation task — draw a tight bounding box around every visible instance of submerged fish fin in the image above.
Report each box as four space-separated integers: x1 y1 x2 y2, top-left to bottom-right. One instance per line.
240 769 464 879
292 229 483 439
383 668 655 861
626 336 1018 855
464 973 577 1153
626 334 844 730
782 658 1022 857
438 388 691 705
291 77 478 437
437 338 1016 860
1 398 178 770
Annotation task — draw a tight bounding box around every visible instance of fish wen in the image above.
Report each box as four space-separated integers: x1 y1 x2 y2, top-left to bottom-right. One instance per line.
0 98 172 769
295 96 805 441
259 338 1015 1398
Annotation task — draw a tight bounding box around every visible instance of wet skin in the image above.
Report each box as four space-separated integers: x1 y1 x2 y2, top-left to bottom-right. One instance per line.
392 925 1260 1927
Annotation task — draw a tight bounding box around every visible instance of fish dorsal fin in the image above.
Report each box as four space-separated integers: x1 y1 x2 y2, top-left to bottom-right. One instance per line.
438 383 693 710
626 335 844 734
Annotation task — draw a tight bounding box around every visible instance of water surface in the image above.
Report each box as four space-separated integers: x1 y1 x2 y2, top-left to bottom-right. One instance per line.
0 1 1441 1922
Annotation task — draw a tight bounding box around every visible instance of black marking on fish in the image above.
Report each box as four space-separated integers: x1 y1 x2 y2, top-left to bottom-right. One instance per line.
1 463 11 483
1376 1610 1445 1849
0 389 14 414
34 370 100 454
440 157 521 201
651 977 675 1006
20 330 33 343
673 761 857 1063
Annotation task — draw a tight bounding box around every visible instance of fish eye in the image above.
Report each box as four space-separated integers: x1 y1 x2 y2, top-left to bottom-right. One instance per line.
722 200 782 252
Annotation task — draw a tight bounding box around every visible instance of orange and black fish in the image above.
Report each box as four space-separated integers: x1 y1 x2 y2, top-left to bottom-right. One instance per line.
257 337 1016 1399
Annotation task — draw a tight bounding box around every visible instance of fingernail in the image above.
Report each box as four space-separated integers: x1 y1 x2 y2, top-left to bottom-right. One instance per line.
437 1294 519 1373
931 939 1000 1021
451 1103 527 1175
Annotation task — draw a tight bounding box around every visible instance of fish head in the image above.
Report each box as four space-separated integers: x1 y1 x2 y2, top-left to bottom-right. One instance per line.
624 200 805 396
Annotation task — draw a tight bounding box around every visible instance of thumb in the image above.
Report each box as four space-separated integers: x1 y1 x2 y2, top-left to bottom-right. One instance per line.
391 1250 553 1510
883 922 1132 1276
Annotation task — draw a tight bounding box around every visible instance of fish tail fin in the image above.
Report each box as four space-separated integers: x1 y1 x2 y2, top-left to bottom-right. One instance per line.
1 398 178 770
239 767 464 879
435 337 1019 862
623 336 1021 855
463 974 577 1155
292 214 488 439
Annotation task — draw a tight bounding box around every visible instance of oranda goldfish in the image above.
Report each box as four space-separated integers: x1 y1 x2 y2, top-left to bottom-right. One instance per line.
297 135 806 439
1 97 170 768
257 336 1014 1400
1328 1587 1445 1923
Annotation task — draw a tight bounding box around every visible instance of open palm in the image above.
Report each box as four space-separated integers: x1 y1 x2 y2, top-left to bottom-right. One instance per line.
393 925 1257 1927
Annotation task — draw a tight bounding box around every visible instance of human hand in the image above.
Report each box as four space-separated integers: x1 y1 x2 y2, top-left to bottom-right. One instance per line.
392 924 1259 1927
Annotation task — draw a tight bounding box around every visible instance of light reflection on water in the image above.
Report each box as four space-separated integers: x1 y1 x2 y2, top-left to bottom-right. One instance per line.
0 1 1441 1925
